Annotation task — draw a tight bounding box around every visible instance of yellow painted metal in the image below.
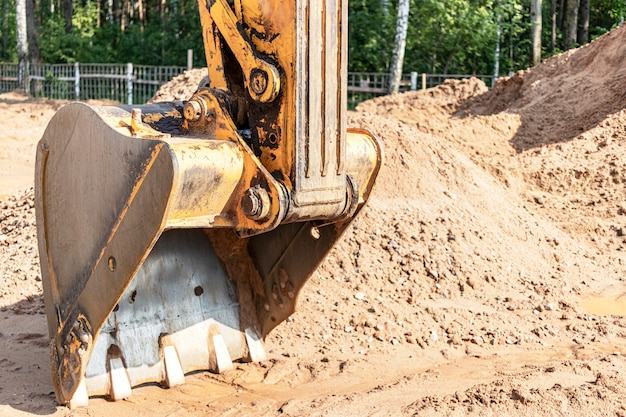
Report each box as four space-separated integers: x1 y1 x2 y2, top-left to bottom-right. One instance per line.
36 0 383 407
36 103 247 403
198 0 352 221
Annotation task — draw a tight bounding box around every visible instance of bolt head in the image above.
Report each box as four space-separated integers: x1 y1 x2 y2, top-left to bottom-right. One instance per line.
250 68 268 95
183 100 202 122
241 187 270 221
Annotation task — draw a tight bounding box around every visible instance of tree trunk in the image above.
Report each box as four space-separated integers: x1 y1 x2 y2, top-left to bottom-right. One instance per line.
96 0 100 27
509 14 514 74
137 0 144 29
388 0 409 94
63 0 72 32
577 0 589 44
16 0 29 90
494 11 501 79
565 0 578 50
530 0 542 66
107 0 113 23
558 0 565 32
442 39 459 75
550 0 556 53
26 0 40 63
121 0 129 30
381 0 389 16
113 0 119 23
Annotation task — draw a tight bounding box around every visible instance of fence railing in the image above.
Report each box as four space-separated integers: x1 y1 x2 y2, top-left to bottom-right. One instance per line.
0 62 494 107
1 62 186 104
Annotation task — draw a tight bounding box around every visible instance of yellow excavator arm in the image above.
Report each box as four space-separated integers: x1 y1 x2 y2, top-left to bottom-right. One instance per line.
35 0 382 407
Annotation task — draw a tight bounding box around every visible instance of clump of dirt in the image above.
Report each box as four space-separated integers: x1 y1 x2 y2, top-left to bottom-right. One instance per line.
149 68 208 102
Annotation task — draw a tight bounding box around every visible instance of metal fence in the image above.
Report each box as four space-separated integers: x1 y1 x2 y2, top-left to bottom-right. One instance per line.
1 62 186 104
0 62 494 107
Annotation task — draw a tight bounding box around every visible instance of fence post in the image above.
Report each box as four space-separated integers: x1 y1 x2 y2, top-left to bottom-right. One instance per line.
74 62 80 100
410 72 417 90
127 63 133 105
187 49 193 71
421 73 426 90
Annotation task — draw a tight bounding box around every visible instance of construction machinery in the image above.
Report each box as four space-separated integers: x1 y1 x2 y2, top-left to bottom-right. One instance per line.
35 0 382 407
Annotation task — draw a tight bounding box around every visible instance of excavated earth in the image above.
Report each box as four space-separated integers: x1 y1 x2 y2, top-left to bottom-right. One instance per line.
3 25 626 416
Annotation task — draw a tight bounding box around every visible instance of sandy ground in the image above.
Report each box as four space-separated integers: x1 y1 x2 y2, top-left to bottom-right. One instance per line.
3 24 626 416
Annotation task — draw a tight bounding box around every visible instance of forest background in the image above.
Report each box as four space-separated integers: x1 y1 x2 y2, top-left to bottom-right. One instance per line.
2 0 626 78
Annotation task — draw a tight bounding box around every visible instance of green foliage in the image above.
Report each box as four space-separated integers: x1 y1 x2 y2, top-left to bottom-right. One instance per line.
3 0 626 76
37 0 204 65
0 0 17 61
496 0 530 74
404 0 498 75
591 0 626 38
348 0 395 72
38 16 81 63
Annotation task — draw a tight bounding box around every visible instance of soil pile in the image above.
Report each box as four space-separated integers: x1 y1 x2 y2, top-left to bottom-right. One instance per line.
149 68 207 103
2 24 626 417
358 24 626 255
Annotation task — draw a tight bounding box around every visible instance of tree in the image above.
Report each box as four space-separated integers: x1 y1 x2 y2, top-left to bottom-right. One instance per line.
381 0 389 15
565 0 579 49
494 3 501 79
26 0 39 63
578 0 589 44
348 0 393 72
550 0 556 53
16 0 28 89
64 0 73 32
6 0 626 79
388 0 409 93
530 0 541 65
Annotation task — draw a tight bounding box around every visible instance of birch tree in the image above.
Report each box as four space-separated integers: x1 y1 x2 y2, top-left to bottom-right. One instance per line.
388 0 409 94
494 8 501 79
530 0 542 65
16 0 28 89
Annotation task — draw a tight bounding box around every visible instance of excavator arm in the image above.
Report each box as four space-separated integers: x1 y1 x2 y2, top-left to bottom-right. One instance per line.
35 0 382 407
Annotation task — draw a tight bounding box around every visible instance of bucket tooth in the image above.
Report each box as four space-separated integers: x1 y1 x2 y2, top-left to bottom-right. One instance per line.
244 328 266 363
162 345 185 388
208 326 233 373
68 378 89 409
108 357 132 401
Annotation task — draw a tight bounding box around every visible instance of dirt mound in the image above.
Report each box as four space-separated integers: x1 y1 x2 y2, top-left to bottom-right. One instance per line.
149 68 208 102
357 24 626 255
356 77 488 117
464 22 626 150
4 23 626 417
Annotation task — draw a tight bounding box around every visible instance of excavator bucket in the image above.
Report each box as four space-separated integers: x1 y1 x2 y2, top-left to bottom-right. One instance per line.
35 0 382 408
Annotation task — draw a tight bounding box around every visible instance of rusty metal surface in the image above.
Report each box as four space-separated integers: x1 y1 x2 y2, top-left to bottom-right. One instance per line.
35 102 248 404
197 0 352 223
84 229 242 395
36 0 383 407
